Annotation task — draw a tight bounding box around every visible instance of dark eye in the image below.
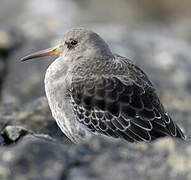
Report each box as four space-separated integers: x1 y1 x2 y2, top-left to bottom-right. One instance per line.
70 40 78 46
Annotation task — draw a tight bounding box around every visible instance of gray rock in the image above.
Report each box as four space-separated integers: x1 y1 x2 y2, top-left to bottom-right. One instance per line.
0 135 5 146
0 134 69 180
67 137 191 180
0 97 70 143
0 96 190 180
1 125 31 143
0 133 191 180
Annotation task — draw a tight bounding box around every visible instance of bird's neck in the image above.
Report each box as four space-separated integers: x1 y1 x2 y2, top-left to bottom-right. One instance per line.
45 57 69 84
44 57 72 108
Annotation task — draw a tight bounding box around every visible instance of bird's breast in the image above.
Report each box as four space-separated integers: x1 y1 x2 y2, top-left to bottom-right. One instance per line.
44 58 72 115
44 60 85 142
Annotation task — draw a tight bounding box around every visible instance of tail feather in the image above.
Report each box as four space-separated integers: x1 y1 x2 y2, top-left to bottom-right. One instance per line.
150 114 187 141
165 114 187 140
175 124 187 140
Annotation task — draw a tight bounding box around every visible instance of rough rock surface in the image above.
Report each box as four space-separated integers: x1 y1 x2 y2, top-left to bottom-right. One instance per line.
0 98 191 180
0 128 191 180
0 97 69 143
0 134 69 180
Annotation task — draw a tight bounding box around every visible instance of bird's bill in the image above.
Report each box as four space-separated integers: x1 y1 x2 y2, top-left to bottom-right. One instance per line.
21 45 61 62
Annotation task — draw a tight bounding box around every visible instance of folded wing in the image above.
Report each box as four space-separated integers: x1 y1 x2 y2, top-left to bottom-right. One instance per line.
70 73 186 143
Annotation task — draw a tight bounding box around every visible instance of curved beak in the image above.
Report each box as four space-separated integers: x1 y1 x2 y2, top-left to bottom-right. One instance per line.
21 44 61 62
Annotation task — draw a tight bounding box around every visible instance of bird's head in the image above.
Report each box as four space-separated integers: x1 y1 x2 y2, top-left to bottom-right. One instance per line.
21 28 113 62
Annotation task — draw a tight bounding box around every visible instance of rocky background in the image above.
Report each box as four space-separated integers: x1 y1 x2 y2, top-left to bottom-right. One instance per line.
0 0 191 179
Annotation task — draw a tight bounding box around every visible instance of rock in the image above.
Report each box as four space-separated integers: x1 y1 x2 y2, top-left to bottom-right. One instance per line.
67 137 191 180
0 134 69 180
1 125 31 143
0 133 190 180
0 97 70 143
0 96 190 180
0 124 54 145
0 97 190 179
0 135 5 146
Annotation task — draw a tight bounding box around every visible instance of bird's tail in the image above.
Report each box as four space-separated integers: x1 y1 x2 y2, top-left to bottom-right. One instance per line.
175 124 188 140
165 114 188 140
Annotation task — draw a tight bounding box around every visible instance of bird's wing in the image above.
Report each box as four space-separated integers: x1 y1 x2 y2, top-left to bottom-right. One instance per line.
70 67 185 142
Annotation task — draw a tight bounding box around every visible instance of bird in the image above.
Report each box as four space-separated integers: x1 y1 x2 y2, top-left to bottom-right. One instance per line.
21 28 187 143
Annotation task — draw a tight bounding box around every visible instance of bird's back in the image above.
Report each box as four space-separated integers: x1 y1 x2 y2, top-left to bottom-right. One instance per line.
69 54 186 142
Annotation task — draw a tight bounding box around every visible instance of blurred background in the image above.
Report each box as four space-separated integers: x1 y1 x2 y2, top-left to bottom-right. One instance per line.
1 0 191 109
1 0 191 180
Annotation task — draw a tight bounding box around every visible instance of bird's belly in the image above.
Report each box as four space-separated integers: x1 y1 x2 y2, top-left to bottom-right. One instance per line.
51 102 91 143
44 76 90 143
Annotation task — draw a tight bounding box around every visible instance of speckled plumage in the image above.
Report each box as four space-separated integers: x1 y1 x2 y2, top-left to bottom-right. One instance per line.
23 28 187 143
69 54 186 143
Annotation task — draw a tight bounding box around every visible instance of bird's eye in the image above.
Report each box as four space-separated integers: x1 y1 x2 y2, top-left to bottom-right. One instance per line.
65 39 78 49
70 40 78 46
